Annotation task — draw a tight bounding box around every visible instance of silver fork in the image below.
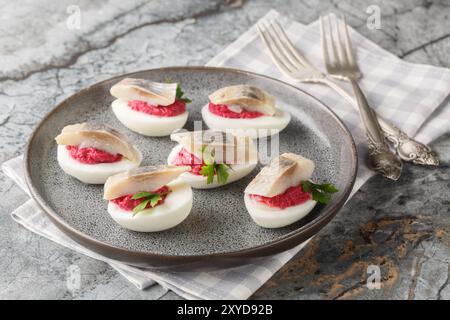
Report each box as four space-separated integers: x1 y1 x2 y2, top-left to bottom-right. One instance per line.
320 14 403 180
257 19 438 166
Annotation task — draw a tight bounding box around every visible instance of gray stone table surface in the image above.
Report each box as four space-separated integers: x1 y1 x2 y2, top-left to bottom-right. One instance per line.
0 0 449 300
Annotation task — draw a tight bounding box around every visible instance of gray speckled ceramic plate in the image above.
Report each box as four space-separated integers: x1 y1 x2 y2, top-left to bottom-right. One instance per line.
25 66 357 270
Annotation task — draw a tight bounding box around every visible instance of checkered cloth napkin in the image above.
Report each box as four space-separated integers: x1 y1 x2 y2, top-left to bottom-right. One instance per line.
2 10 450 300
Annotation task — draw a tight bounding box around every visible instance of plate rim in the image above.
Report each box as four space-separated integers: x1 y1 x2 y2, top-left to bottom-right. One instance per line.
24 66 358 266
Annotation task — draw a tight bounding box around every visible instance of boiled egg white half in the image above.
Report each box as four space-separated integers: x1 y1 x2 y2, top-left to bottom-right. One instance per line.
111 99 188 137
167 144 257 189
244 194 317 228
201 105 291 138
107 178 193 232
57 145 141 184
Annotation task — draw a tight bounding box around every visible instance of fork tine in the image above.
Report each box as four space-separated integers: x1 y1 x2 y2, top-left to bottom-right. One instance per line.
328 14 341 68
340 16 358 68
333 15 349 66
257 23 293 76
319 15 332 69
261 20 299 71
270 19 309 68
267 20 303 68
321 14 338 69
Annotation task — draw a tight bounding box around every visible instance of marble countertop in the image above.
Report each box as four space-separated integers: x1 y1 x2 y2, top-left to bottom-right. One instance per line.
1 0 449 300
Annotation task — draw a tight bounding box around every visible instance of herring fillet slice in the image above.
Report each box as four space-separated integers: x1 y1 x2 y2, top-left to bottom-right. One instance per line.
103 165 190 200
208 85 276 116
110 78 177 106
170 130 257 165
55 122 141 163
244 153 315 197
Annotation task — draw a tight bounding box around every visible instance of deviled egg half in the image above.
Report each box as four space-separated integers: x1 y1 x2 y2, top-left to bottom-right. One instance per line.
55 122 142 184
104 165 193 232
201 85 291 138
110 78 191 137
167 130 258 189
244 153 338 228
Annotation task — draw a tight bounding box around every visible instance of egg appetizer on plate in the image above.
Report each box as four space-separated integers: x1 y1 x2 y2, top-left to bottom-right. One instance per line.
244 153 338 228
55 122 142 184
167 130 258 189
104 165 193 232
201 85 291 138
110 78 191 137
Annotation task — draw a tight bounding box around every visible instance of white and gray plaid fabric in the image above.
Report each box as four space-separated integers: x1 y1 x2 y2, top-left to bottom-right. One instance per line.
2 10 449 300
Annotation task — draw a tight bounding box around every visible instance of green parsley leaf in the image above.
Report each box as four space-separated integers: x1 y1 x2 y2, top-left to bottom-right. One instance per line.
200 162 229 185
150 194 162 208
216 164 229 184
198 144 230 185
133 199 150 216
131 191 170 216
301 181 312 192
200 163 215 184
131 191 153 200
301 180 338 204
176 84 192 104
321 183 339 193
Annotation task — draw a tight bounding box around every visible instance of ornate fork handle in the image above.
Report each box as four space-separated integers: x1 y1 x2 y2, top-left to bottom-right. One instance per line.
377 117 439 165
349 79 403 181
321 77 439 166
